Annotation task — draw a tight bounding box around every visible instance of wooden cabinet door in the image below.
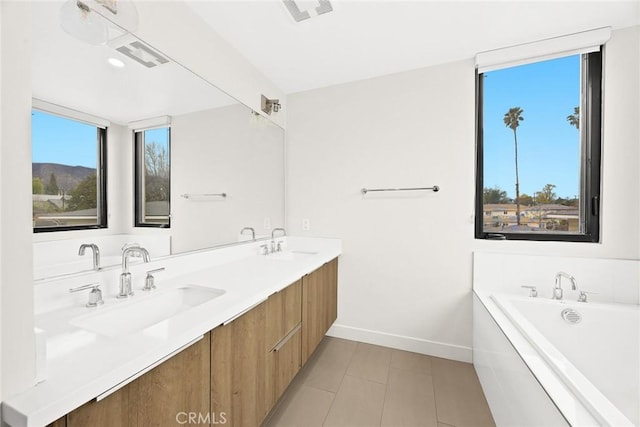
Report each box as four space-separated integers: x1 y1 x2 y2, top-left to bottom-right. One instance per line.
66 335 209 427
266 280 302 352
66 382 131 427
283 280 302 336
129 334 210 426
211 301 267 427
302 258 339 365
302 264 327 364
324 258 338 331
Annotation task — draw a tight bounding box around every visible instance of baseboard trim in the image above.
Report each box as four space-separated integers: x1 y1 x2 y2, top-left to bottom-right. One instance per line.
327 323 472 363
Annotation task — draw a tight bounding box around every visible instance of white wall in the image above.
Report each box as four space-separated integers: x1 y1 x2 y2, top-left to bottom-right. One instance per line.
1 1 36 399
287 59 477 361
286 27 640 362
171 104 284 254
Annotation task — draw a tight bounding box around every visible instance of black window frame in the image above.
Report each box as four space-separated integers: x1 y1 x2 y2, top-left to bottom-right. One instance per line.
33 116 108 233
475 50 603 242
134 128 171 228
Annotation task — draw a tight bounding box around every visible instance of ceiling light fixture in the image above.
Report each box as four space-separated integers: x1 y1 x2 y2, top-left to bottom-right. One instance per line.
60 0 108 45
261 95 281 115
107 57 125 68
59 0 138 45
282 0 333 22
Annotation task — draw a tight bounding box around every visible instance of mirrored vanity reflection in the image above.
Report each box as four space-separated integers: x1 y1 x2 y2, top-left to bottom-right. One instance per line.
32 1 285 281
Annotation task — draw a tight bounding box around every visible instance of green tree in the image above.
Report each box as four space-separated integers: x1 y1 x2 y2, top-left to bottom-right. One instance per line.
503 107 524 225
32 177 44 194
567 106 579 129
519 193 534 206
536 184 557 204
483 186 510 204
45 173 59 195
67 174 97 211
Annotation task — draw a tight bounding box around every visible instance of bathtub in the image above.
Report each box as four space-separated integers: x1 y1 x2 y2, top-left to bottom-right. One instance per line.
486 293 639 426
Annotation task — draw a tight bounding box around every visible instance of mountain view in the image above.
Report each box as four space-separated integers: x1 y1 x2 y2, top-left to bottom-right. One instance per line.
32 163 95 192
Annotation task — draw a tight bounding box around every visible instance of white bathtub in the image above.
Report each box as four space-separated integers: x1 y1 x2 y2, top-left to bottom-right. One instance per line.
491 294 639 426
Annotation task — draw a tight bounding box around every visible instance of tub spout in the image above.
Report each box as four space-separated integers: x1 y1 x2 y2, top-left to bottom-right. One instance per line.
553 271 577 300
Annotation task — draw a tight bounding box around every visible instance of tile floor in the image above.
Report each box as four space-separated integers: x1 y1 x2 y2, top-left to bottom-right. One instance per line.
264 337 495 427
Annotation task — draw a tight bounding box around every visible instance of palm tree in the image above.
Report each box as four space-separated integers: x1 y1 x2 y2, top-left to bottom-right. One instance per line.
503 107 524 226
567 106 579 129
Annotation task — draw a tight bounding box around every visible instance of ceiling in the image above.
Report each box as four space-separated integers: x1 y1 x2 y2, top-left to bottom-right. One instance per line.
186 0 640 94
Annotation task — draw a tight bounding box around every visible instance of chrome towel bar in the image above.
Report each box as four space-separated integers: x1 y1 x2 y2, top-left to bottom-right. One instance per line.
361 186 439 195
180 193 227 199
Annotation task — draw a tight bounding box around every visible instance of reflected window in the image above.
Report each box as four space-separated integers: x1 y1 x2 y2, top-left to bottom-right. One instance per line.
32 109 107 231
135 127 170 227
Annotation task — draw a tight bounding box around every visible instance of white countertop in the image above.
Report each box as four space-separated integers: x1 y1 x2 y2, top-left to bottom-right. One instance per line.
3 237 341 427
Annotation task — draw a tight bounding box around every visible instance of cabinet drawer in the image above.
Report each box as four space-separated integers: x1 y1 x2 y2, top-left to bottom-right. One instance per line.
274 325 302 400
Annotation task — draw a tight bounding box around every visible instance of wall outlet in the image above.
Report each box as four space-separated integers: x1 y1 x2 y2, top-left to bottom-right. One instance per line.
264 217 271 230
302 218 310 231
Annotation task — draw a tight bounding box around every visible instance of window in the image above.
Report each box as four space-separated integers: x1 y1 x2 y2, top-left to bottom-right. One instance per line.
135 127 170 227
32 108 107 231
475 49 603 242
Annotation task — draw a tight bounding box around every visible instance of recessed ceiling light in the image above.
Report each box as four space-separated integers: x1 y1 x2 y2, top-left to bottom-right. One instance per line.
107 57 125 68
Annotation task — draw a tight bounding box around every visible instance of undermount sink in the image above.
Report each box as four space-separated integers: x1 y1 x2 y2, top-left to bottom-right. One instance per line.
70 285 225 337
265 250 318 261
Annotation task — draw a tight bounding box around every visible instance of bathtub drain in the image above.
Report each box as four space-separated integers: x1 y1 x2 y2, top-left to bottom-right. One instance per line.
561 308 582 324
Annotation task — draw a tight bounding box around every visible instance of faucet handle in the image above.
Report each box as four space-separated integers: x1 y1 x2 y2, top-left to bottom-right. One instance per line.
143 268 165 291
521 285 538 298
259 244 269 256
577 290 598 303
69 283 103 308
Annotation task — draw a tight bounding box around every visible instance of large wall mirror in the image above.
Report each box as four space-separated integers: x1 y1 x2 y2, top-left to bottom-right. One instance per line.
32 1 285 281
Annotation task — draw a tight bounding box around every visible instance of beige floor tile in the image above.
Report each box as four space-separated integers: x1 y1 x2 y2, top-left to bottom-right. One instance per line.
298 337 358 392
381 368 438 427
345 342 393 384
437 423 456 427
323 375 386 427
390 349 433 375
264 385 335 427
431 358 495 427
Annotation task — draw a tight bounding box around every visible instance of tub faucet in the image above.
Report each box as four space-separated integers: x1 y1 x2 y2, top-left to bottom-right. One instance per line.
553 271 577 300
118 245 150 299
78 243 100 270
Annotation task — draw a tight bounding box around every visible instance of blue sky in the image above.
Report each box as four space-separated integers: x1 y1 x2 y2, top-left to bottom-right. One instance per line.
483 55 580 199
32 110 97 168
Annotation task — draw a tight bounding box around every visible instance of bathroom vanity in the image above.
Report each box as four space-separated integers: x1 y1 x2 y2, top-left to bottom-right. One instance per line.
3 237 340 427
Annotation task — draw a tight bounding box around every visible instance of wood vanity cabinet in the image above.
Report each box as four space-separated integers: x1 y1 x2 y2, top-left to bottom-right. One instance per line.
301 258 338 364
211 301 267 427
265 280 302 410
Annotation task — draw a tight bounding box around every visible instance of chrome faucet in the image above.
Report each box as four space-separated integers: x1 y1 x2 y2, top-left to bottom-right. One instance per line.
240 227 256 241
78 243 100 270
118 245 150 299
553 271 577 300
271 228 286 239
